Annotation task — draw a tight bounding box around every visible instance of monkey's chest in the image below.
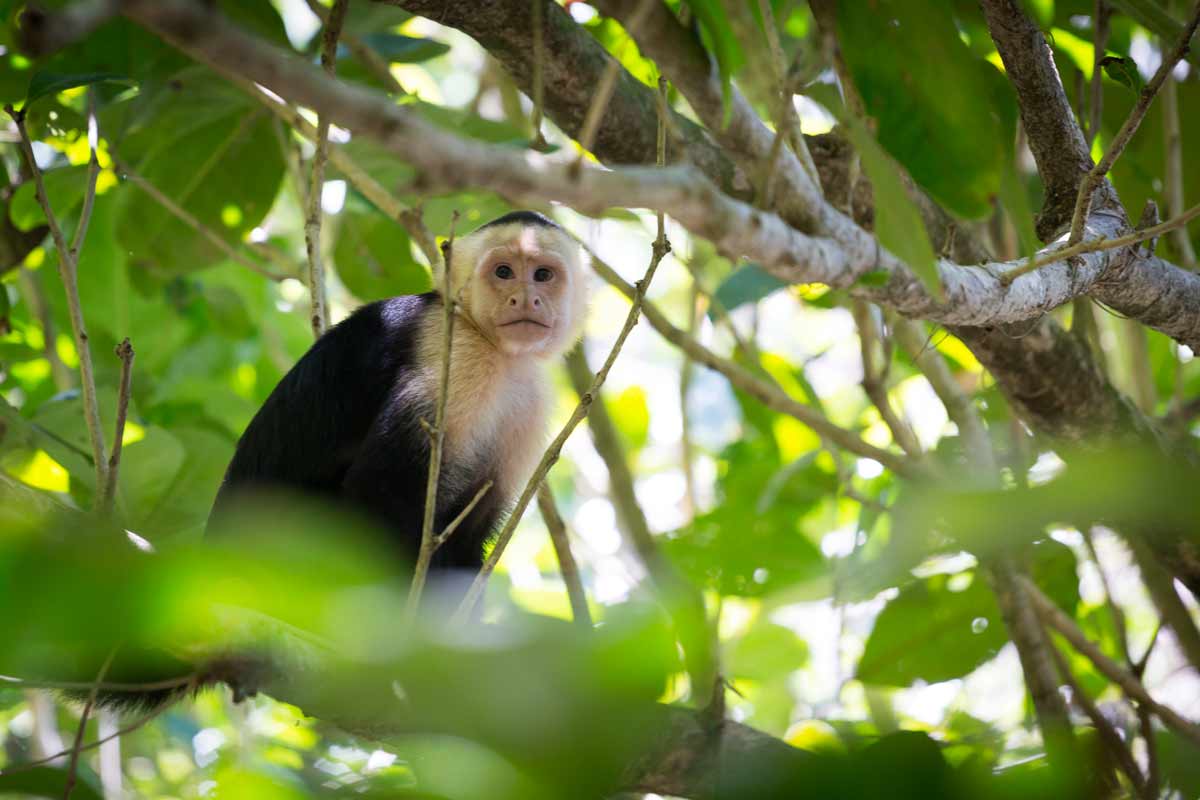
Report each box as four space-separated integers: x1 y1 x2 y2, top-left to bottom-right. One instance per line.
438 375 547 506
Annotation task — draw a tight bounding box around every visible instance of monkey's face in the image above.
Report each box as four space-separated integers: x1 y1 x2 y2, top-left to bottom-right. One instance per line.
465 226 581 358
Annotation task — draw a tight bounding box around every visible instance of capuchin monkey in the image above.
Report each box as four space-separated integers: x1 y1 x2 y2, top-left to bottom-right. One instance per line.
208 211 589 569
80 212 588 714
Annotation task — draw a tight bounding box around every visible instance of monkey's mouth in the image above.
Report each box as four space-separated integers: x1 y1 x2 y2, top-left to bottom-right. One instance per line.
500 319 551 329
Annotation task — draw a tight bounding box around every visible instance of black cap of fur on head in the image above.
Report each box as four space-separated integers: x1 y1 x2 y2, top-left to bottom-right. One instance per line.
475 210 561 232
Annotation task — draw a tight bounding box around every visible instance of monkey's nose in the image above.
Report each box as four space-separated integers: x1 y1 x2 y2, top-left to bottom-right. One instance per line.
532 296 541 308
508 296 519 306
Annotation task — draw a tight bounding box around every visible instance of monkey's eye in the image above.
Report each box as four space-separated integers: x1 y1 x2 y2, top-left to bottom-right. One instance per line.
494 264 515 279
533 267 554 283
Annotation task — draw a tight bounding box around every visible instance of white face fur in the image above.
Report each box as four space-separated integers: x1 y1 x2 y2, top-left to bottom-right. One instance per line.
442 221 589 359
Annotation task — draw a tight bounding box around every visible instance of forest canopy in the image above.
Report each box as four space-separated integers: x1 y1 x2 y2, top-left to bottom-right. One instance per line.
0 0 1199 798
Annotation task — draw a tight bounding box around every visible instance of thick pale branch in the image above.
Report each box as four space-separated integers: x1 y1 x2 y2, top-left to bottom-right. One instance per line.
385 0 752 201
113 0 1200 350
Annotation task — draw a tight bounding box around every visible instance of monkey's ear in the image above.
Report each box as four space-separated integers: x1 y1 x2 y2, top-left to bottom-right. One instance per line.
433 234 473 298
565 246 592 346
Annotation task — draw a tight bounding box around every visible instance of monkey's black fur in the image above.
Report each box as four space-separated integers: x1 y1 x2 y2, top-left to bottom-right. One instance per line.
477 209 560 232
209 293 504 569
96 215 561 713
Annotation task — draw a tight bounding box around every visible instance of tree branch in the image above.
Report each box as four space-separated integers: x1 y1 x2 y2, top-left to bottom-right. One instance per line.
537 482 592 629
1066 0 1200 245
979 0 1110 239
6 103 109 497
99 338 134 516
384 0 752 201
105 0 1200 351
1021 575 1200 747
850 301 922 458
303 0 349 338
407 215 459 620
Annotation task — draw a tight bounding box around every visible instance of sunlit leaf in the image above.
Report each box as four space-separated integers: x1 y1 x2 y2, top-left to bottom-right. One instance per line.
858 571 1007 686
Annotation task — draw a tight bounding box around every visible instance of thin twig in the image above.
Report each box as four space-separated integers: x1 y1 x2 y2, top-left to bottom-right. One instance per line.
68 93 100 265
1127 536 1200 672
108 149 289 281
1086 0 1111 143
679 281 700 517
1021 575 1200 747
989 562 1079 772
530 0 547 149
1 692 178 776
301 0 405 95
0 674 195 693
436 480 493 547
755 0 820 201
234 77 440 267
99 338 134 516
304 0 351 338
1002 200 1200 284
850 301 922 457
406 213 460 621
6 103 108 496
585 244 917 476
1081 528 1131 663
537 482 592 629
63 649 114 800
1161 15 1198 268
453 229 671 623
1048 642 1149 797
1066 0 1200 245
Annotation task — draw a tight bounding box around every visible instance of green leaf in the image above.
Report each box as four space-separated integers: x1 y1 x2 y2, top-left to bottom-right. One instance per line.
119 426 186 528
113 73 285 274
858 571 1007 686
666 439 828 597
1158 729 1200 798
855 269 890 288
610 386 650 453
1100 55 1145 94
355 33 450 63
0 767 104 800
711 264 788 319
686 0 745 119
23 70 132 108
840 115 942 299
11 164 90 231
333 210 432 301
726 619 809 680
835 0 1017 218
